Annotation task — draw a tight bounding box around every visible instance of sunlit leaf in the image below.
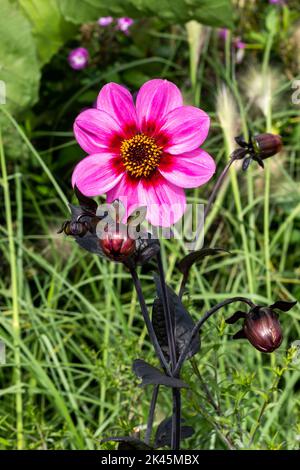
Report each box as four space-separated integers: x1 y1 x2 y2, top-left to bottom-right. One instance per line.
19 0 75 65
59 0 233 28
0 0 40 115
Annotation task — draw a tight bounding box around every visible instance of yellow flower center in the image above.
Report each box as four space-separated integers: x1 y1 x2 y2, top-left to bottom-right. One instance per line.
121 134 162 178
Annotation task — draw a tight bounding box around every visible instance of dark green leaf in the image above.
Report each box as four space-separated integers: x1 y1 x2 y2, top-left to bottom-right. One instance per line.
269 300 297 312
225 311 247 324
101 436 152 450
154 417 194 448
75 231 103 257
132 359 188 388
152 298 169 359
177 248 229 277
74 186 98 214
232 329 246 340
154 276 200 361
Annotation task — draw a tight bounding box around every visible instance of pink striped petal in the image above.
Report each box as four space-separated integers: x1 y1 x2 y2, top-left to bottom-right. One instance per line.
159 106 210 155
138 174 186 227
74 108 124 155
106 173 141 219
158 149 216 188
72 153 123 196
136 79 183 134
96 83 138 136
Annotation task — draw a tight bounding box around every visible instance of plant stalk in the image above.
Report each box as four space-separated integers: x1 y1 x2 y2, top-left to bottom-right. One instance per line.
156 250 180 449
172 388 181 450
129 266 170 374
174 297 254 375
145 385 159 445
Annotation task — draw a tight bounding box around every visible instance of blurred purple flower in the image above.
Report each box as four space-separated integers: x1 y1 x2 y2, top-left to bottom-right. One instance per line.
68 47 89 70
117 17 134 33
218 28 229 40
234 37 246 50
98 16 113 26
269 0 283 4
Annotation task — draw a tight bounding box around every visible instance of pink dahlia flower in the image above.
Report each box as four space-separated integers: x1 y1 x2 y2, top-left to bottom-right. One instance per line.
72 79 215 227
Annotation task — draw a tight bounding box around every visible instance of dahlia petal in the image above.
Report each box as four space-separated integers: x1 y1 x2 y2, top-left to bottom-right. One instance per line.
138 174 186 227
106 173 141 219
74 108 123 155
158 149 216 188
136 79 183 134
96 83 138 135
160 106 210 154
71 153 123 196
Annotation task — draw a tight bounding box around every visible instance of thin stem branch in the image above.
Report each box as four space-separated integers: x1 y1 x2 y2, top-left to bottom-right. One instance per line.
174 297 254 376
178 271 189 300
156 252 177 371
172 388 181 450
129 266 170 374
204 156 236 221
196 401 236 450
191 358 220 413
248 375 279 447
156 251 180 450
145 385 159 445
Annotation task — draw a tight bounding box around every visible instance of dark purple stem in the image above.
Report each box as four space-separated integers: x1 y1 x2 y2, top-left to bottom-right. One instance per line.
156 250 180 450
129 266 170 375
174 297 254 376
145 385 159 445
204 156 236 220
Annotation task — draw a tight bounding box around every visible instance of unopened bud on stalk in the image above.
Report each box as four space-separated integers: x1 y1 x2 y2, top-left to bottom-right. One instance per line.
100 229 136 262
226 300 296 353
251 133 282 159
232 132 283 170
243 308 283 353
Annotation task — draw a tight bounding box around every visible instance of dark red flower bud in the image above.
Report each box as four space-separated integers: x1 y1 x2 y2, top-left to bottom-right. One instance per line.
100 230 136 262
243 307 283 353
251 133 282 160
